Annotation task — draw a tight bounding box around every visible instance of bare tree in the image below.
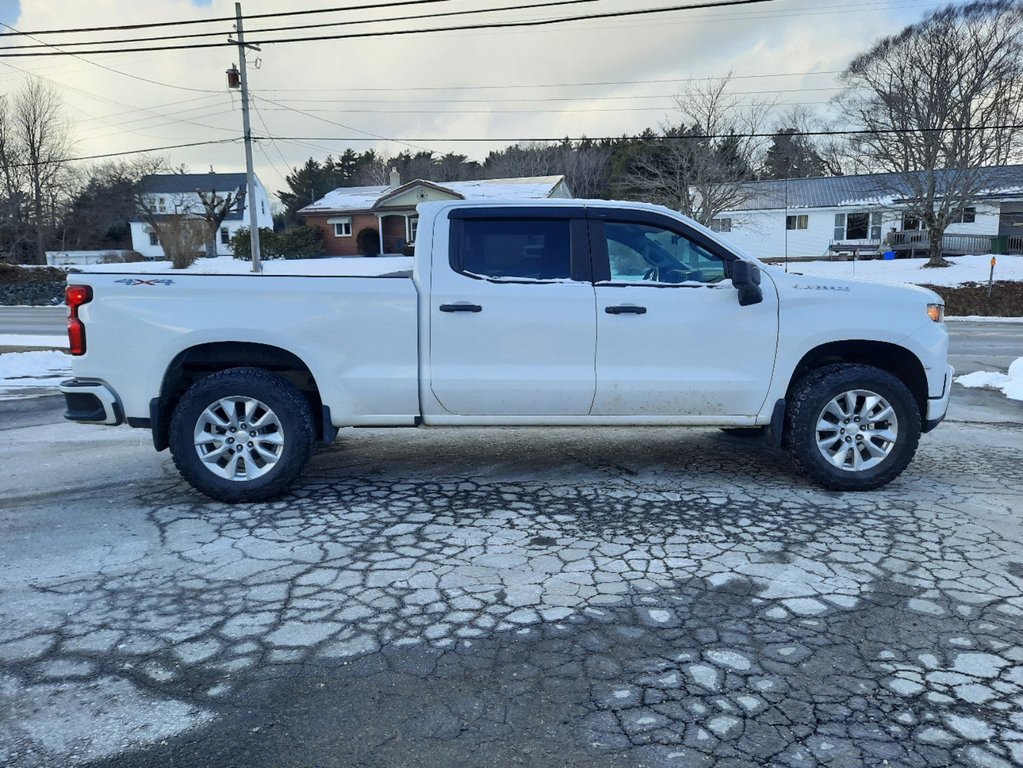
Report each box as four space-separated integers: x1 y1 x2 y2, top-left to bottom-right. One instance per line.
0 95 31 261
196 186 243 257
12 79 73 264
619 75 773 225
838 1 1023 266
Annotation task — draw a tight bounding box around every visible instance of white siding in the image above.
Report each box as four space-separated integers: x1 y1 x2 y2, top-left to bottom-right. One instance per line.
715 203 1001 261
128 176 274 259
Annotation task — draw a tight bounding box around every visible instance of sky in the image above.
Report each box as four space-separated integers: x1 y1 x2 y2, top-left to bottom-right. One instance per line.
0 0 959 206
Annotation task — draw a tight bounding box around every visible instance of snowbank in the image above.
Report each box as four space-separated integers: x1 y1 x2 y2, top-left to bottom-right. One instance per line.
0 350 70 399
955 356 1023 402
780 254 1022 287
0 334 68 348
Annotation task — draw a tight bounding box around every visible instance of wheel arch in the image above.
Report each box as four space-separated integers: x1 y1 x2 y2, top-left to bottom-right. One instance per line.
784 340 928 427
152 341 331 450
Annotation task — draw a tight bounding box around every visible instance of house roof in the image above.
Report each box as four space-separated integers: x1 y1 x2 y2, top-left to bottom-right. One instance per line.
139 173 253 195
721 165 1023 212
299 175 569 215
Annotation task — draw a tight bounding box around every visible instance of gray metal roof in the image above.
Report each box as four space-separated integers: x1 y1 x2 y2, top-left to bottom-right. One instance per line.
139 173 250 195
723 165 1023 212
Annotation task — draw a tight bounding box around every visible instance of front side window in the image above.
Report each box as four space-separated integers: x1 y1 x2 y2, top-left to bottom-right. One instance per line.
786 214 808 231
453 218 571 280
602 221 727 285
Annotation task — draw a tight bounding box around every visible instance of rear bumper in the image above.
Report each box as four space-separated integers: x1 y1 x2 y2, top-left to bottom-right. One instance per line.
59 379 123 425
923 364 954 433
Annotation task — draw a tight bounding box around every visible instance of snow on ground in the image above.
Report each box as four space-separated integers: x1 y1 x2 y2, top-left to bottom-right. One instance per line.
78 255 414 277
0 334 67 348
0 350 70 399
955 356 1023 402
779 254 1022 287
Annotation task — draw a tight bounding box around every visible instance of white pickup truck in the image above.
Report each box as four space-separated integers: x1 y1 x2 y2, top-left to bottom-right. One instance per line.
60 199 952 502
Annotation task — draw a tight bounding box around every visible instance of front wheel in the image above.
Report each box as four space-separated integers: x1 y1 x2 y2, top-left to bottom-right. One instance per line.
169 367 314 503
786 364 921 491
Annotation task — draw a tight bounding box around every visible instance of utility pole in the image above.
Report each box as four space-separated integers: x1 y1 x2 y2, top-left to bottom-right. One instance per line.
230 3 262 273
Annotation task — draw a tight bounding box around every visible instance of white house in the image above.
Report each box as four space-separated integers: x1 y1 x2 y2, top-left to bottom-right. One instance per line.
710 166 1023 261
130 172 274 259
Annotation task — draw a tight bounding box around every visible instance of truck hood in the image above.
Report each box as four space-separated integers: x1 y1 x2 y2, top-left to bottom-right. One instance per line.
764 265 944 306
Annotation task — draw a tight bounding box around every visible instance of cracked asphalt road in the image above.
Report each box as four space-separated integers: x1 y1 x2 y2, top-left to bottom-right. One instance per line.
1 382 1022 767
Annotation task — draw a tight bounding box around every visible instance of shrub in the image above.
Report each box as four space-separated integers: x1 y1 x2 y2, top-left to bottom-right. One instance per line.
230 226 324 260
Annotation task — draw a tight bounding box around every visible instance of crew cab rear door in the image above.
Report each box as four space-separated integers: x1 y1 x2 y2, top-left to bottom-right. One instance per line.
428 207 596 416
588 209 779 417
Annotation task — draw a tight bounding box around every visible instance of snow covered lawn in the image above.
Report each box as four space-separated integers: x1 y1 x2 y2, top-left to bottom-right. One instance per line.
779 253 1022 287
0 350 70 399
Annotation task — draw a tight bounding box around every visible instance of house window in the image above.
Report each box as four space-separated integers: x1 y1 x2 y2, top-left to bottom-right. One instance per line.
409 217 419 242
261 200 265 215
954 207 976 224
834 212 882 241
149 232 159 246
786 215 808 231
220 227 230 245
902 213 924 231
157 197 166 213
710 218 731 233
333 218 353 237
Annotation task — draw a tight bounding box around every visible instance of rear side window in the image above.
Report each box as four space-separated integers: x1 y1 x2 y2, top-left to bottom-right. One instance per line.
452 218 571 281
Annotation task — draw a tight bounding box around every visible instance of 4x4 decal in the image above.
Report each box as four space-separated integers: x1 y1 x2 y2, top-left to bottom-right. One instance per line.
114 278 175 286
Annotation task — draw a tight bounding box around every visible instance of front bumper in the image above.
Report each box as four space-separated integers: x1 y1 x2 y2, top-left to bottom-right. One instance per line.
923 364 954 433
59 379 123 425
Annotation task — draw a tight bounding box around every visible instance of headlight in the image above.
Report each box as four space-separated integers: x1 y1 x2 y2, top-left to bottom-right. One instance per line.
927 303 945 323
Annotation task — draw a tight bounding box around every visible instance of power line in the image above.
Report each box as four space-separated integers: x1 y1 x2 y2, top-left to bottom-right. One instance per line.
8 139 240 168
0 21 221 93
260 86 840 105
259 70 844 93
4 0 606 50
251 94 437 155
0 0 459 37
260 124 1023 144
0 0 779 57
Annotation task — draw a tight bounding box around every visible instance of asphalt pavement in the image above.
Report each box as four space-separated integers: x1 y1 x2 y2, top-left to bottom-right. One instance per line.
0 319 1020 768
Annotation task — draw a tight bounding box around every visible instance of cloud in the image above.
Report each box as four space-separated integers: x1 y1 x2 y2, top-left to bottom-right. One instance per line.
3 0 929 199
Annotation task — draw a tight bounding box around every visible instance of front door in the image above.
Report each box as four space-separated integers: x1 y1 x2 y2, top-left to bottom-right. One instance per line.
590 214 779 418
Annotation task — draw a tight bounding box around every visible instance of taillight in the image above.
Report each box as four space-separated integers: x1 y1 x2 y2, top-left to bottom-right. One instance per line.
66 285 92 356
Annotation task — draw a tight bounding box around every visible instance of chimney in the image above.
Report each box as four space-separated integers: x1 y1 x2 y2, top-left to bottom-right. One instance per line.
389 167 401 187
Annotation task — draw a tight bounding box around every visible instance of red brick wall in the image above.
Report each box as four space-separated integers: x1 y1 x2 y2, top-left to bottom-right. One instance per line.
305 213 379 256
304 212 413 256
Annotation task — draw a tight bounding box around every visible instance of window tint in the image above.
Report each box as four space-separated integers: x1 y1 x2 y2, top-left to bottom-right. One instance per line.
456 218 571 280
603 222 727 285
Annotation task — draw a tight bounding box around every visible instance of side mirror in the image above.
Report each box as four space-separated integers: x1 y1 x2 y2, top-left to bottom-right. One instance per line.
731 261 763 306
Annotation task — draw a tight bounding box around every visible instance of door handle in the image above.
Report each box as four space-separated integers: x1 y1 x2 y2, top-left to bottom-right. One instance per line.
605 305 647 315
439 303 483 313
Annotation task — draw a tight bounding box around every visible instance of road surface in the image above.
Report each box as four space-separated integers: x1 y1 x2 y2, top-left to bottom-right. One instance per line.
0 322 1021 768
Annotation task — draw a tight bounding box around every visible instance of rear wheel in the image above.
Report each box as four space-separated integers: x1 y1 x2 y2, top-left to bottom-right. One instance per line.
169 367 314 503
786 364 920 491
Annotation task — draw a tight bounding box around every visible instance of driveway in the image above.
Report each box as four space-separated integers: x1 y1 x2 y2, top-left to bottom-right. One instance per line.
1 379 1021 767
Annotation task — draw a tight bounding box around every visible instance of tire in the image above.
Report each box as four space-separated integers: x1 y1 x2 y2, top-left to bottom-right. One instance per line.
169 367 315 503
719 427 767 438
785 364 920 491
